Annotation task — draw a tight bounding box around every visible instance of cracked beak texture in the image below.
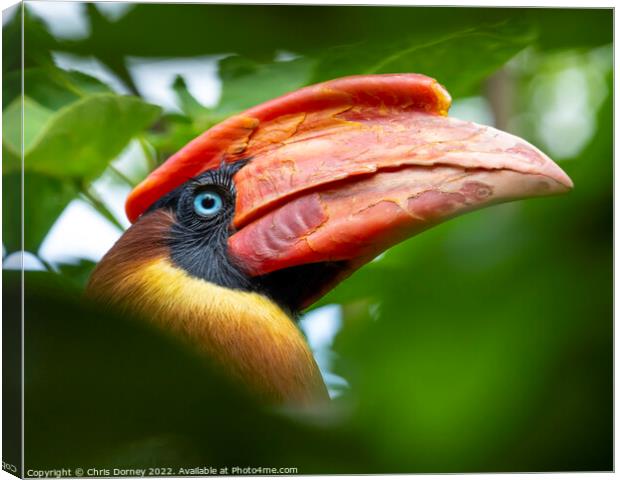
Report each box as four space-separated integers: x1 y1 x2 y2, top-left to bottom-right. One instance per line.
126 74 573 285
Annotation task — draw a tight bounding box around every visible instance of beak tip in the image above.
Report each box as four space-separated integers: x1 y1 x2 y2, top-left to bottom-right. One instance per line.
541 158 574 193
560 171 575 191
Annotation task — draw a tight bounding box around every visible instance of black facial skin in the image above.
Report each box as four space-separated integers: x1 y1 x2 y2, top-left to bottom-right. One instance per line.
147 160 253 291
146 160 346 315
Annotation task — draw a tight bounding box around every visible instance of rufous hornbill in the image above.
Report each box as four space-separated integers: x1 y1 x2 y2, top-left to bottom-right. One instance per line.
87 74 572 406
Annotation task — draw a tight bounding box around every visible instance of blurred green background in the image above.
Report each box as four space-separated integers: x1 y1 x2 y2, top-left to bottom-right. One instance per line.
2 3 612 473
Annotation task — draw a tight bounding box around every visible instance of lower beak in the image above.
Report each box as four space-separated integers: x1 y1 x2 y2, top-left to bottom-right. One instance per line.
227 95 572 305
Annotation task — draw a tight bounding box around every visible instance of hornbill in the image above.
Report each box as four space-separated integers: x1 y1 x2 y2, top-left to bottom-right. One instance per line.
87 74 572 406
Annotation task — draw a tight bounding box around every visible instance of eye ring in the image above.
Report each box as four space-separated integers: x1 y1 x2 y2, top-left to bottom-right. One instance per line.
193 190 224 217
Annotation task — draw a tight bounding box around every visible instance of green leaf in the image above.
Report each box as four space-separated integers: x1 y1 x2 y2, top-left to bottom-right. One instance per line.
533 8 613 51
56 259 98 289
5 67 114 111
146 112 216 161
312 22 535 98
172 75 209 118
215 56 315 114
3 5 59 76
17 6 58 70
54 6 611 85
3 4 22 75
2 144 20 176
2 171 21 252
3 97 54 155
61 69 115 97
17 93 160 180
2 172 79 253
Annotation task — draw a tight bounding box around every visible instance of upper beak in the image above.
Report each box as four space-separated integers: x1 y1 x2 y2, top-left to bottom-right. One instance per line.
224 75 572 295
126 74 572 308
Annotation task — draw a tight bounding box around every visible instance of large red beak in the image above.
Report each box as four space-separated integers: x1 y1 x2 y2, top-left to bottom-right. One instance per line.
126 74 572 308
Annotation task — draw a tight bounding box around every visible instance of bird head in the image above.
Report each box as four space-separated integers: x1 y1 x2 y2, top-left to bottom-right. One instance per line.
124 73 572 311
89 74 572 405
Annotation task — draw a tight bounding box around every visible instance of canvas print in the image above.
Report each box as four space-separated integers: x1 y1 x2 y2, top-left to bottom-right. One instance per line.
2 2 613 476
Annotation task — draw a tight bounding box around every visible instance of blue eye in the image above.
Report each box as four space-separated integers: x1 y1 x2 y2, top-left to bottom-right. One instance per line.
193 190 223 217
